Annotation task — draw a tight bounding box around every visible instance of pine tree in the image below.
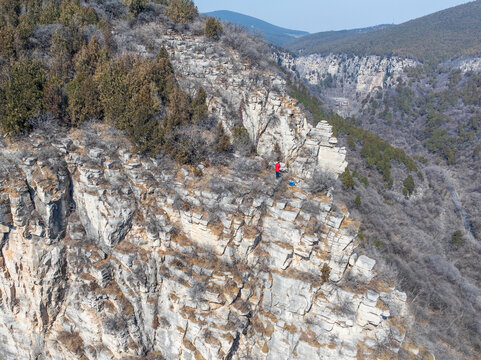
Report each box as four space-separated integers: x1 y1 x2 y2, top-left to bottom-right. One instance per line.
192 87 208 122
204 17 222 39
403 175 415 197
166 0 198 24
341 168 355 190
1 60 45 136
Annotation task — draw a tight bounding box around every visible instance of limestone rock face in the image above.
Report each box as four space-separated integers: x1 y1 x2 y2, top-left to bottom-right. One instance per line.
294 54 417 95
0 122 413 359
277 53 418 116
443 57 481 73
0 22 418 360
115 27 347 177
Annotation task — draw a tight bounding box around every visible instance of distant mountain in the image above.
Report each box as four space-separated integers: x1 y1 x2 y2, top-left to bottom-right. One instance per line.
284 24 393 52
285 0 481 64
205 10 309 46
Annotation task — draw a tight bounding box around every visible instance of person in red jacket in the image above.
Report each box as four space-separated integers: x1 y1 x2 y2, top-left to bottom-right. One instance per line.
275 162 281 179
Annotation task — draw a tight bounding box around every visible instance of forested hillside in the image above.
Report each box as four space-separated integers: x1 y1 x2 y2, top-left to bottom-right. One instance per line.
286 0 481 64
287 73 481 359
0 0 236 164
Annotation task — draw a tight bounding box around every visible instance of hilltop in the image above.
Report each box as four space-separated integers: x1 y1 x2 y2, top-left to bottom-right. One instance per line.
285 0 481 64
206 10 308 46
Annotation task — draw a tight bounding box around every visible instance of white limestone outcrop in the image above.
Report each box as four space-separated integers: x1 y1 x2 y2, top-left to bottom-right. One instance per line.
115 27 347 177
0 124 415 359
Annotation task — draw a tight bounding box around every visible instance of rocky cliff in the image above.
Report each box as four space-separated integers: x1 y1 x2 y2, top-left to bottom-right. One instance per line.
280 52 481 117
0 24 424 360
281 53 418 116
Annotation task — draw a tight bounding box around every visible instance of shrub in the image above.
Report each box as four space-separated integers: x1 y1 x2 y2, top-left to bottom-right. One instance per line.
355 195 361 207
232 125 254 155
213 123 231 153
301 200 320 215
59 0 84 26
204 17 222 39
43 74 68 121
165 87 191 128
152 47 176 104
66 72 103 125
67 37 106 125
309 170 336 194
83 6 99 24
403 175 415 197
165 0 198 24
451 230 464 248
1 60 46 136
341 168 354 190
321 263 331 283
347 134 356 150
124 0 149 16
221 23 269 64
192 87 208 122
359 176 369 186
95 55 164 153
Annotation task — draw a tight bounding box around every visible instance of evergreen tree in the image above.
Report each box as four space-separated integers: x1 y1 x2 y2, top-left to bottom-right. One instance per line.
1 60 45 136
403 175 415 197
192 87 208 122
166 0 198 24
214 123 231 152
341 168 354 190
66 36 106 125
204 17 222 39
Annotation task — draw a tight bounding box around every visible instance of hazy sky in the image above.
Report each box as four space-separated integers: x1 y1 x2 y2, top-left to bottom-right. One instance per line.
195 0 473 33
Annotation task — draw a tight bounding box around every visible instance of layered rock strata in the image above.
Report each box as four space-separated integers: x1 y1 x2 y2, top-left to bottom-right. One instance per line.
115 27 347 176
0 124 417 359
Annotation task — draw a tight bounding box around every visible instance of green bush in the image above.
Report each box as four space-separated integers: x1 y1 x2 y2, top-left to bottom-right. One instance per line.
341 168 354 190
424 129 456 164
151 47 177 104
124 0 149 16
403 175 415 197
0 24 15 57
192 87 208 122
359 177 369 186
59 0 84 26
451 230 464 248
1 60 45 136
354 195 361 207
44 74 68 121
214 123 231 153
347 134 356 150
166 0 198 24
204 17 222 39
95 55 164 153
66 37 106 125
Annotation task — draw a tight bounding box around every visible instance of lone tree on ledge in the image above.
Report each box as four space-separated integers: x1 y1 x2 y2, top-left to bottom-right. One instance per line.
204 17 223 39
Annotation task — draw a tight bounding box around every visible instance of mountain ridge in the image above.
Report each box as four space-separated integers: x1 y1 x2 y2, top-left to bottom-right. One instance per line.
286 0 481 64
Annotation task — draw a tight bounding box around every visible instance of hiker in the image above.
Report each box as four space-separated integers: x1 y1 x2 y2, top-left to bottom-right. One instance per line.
275 162 281 179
